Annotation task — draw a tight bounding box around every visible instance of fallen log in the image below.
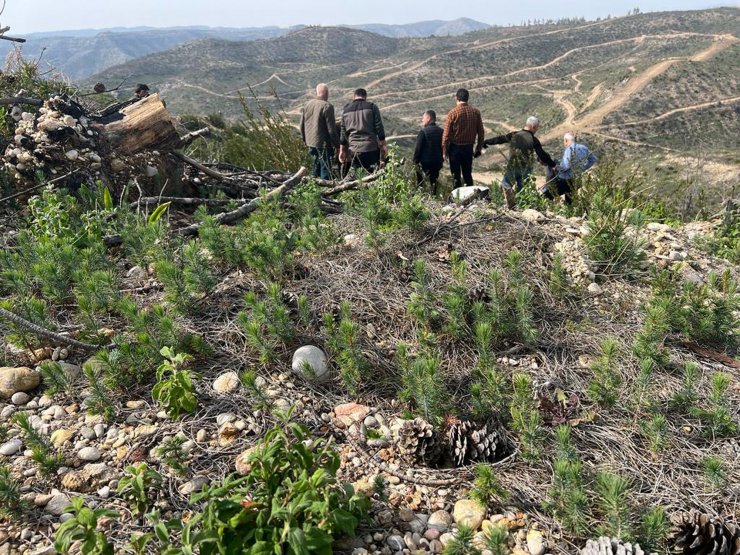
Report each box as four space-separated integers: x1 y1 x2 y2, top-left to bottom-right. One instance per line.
178 166 308 236
101 94 180 155
0 96 43 106
178 127 211 147
132 196 249 208
172 151 237 183
0 307 102 350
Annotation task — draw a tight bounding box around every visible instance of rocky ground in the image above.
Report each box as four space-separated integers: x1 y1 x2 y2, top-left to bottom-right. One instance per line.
0 190 738 555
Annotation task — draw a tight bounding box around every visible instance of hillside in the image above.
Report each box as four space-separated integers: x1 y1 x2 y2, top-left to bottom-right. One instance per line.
0 19 489 79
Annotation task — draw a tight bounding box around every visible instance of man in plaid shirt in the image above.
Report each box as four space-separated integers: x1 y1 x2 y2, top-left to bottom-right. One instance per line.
442 88 485 189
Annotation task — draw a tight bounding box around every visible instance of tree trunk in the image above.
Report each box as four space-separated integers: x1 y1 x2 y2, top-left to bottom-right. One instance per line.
101 94 180 155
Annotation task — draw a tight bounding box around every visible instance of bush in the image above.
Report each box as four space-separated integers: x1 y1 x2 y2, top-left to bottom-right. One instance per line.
323 302 369 395
54 497 117 555
153 422 369 554
151 347 198 419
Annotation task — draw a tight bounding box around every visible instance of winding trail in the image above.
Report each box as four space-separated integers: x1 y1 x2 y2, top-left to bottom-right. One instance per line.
604 96 740 127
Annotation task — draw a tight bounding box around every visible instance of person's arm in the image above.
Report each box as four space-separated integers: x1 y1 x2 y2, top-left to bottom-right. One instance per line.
413 130 425 164
325 104 340 148
483 132 512 147
534 136 557 167
583 150 598 172
339 110 348 163
560 145 573 173
441 111 454 159
299 108 307 145
475 112 485 155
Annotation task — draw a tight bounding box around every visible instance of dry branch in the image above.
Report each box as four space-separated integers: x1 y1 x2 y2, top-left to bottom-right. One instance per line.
0 97 42 106
320 170 384 196
132 196 248 208
177 166 308 236
172 151 238 183
0 306 101 350
178 127 211 147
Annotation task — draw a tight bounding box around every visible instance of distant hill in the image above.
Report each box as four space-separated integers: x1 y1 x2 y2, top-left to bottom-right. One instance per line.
0 19 489 79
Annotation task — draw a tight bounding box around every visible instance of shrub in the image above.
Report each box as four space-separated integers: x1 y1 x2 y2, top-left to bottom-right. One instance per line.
595 471 633 540
39 360 75 397
155 239 215 313
151 347 197 419
153 422 369 554
397 344 448 425
587 339 622 407
238 283 295 363
155 435 189 476
322 302 369 395
12 411 63 476
510 373 543 461
547 426 588 534
117 463 163 517
407 259 440 330
470 463 509 507
54 497 118 555
0 465 24 519
638 506 670 553
442 525 480 555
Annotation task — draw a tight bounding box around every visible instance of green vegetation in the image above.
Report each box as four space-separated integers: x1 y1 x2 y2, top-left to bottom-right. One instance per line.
151 347 198 419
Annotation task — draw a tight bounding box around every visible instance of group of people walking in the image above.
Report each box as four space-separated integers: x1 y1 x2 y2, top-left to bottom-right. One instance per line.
299 84 597 208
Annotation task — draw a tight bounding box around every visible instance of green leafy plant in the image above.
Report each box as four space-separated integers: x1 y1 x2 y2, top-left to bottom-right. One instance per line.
155 436 189 476
12 411 63 476
594 471 633 540
397 343 448 425
638 506 670 553
153 422 369 555
587 338 622 407
117 463 163 517
238 283 295 363
640 413 669 455
701 455 727 490
54 497 118 555
442 525 480 555
239 369 275 414
39 360 75 397
546 426 588 534
322 302 369 395
470 463 509 507
510 373 543 461
0 465 24 518
151 347 197 419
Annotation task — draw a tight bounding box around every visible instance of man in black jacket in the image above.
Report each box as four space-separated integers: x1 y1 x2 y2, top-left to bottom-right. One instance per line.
339 88 386 172
413 110 444 194
484 116 556 209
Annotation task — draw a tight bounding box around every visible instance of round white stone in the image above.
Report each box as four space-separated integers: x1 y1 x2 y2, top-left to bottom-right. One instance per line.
291 346 329 383
11 392 30 405
0 439 23 456
77 446 101 462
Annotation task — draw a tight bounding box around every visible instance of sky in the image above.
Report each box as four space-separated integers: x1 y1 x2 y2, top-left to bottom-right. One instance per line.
3 0 734 34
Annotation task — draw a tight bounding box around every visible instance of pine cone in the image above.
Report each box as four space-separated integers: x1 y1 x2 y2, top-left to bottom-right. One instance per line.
671 511 740 555
446 418 503 467
395 418 441 465
580 537 655 555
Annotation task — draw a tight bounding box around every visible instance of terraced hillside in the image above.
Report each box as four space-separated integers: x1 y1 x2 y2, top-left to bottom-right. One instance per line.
90 8 740 204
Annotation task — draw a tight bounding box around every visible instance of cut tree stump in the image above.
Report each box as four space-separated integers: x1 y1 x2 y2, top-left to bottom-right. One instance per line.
101 94 180 155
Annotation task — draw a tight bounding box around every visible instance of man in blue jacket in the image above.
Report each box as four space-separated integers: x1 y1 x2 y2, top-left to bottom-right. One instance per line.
542 132 598 205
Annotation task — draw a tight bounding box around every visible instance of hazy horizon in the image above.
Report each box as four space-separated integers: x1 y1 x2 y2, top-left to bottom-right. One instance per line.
3 0 734 35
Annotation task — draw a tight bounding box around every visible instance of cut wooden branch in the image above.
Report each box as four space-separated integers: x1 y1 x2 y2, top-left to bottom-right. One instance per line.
132 196 248 208
171 151 238 183
0 96 43 107
178 166 308 236
320 169 384 196
0 171 77 204
679 340 740 369
101 93 180 155
0 307 102 350
178 127 211 147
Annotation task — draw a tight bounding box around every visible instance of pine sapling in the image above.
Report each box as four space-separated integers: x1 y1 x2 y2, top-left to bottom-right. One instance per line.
701 455 727 491
471 463 509 507
587 338 622 407
638 506 670 553
510 373 543 461
595 471 633 540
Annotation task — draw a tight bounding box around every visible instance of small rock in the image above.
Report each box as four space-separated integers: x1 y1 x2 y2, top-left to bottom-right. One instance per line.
453 499 486 531
521 208 545 223
427 510 453 532
450 186 489 204
212 371 240 394
64 150 79 161
587 282 603 295
51 429 75 447
0 366 40 398
216 412 236 426
45 493 71 516
196 429 208 443
334 402 371 425
526 530 546 555
10 391 30 405
0 439 23 456
34 493 52 507
78 446 101 462
235 447 258 475
399 507 415 522
291 346 330 383
386 535 405 551
179 476 209 495
127 266 147 280
98 486 111 499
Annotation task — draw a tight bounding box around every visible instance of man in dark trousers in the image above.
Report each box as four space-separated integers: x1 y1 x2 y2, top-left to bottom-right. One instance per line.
442 88 485 189
339 88 386 172
484 116 557 209
300 83 340 180
413 110 444 194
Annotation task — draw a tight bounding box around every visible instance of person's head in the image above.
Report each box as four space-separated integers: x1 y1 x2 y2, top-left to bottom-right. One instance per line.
134 84 150 99
455 88 470 103
421 110 436 126
316 83 329 100
563 132 576 146
353 88 368 100
524 116 540 133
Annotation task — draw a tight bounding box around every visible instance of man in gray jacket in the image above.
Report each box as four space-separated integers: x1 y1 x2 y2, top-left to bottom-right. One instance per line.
300 83 340 180
339 88 386 172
